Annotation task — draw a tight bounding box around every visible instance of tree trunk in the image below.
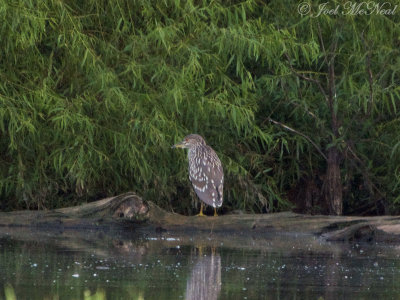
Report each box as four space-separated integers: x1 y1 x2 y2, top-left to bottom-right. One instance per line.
325 147 343 215
324 36 342 215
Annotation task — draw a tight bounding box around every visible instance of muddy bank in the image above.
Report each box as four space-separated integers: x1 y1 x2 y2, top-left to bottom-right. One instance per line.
0 192 399 243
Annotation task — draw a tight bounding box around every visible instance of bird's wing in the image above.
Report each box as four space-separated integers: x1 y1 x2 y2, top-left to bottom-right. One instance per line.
189 146 223 208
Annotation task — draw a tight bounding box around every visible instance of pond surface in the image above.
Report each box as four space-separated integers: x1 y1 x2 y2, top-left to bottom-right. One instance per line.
0 228 400 300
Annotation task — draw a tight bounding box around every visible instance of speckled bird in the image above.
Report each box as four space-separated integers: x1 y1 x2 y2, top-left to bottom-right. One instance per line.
172 134 224 216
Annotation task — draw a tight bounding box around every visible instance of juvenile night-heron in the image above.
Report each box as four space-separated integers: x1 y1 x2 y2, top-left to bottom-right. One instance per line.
172 134 224 216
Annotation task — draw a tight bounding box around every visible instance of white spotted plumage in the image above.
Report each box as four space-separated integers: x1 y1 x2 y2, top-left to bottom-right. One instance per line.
184 136 224 208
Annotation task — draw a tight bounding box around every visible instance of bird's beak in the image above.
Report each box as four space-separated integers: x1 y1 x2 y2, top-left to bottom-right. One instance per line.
171 141 184 149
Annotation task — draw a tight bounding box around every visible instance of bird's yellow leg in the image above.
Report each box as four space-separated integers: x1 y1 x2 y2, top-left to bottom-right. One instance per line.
196 202 205 216
213 207 218 217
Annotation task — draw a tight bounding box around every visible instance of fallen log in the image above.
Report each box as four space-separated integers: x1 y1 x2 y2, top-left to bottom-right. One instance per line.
0 192 399 243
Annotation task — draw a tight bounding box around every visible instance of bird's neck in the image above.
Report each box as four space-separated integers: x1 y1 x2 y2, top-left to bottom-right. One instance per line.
188 146 202 160
188 147 196 158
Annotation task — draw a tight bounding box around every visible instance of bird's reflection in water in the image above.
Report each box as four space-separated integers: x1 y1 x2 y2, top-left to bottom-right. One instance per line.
185 247 221 300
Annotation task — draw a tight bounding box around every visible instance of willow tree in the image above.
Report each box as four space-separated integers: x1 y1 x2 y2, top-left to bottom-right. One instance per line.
252 1 400 215
202 1 400 215
0 0 399 215
0 0 278 211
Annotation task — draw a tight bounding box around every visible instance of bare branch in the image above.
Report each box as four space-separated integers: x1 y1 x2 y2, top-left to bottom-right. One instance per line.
284 53 329 102
317 22 327 63
327 37 339 137
269 118 327 161
345 142 385 199
289 101 319 120
361 32 374 116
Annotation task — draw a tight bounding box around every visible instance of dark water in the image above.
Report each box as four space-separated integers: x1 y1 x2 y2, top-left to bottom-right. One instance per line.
0 228 400 300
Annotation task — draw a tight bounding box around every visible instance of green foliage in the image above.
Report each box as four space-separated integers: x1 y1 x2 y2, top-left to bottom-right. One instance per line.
0 0 399 214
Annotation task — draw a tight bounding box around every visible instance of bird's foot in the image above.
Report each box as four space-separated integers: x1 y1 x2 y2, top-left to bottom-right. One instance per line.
196 202 205 216
196 211 206 217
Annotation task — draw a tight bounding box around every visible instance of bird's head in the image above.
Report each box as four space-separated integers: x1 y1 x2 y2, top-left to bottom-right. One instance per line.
172 134 206 149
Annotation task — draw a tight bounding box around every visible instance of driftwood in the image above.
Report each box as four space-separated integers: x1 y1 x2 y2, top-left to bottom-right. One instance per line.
0 192 400 243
